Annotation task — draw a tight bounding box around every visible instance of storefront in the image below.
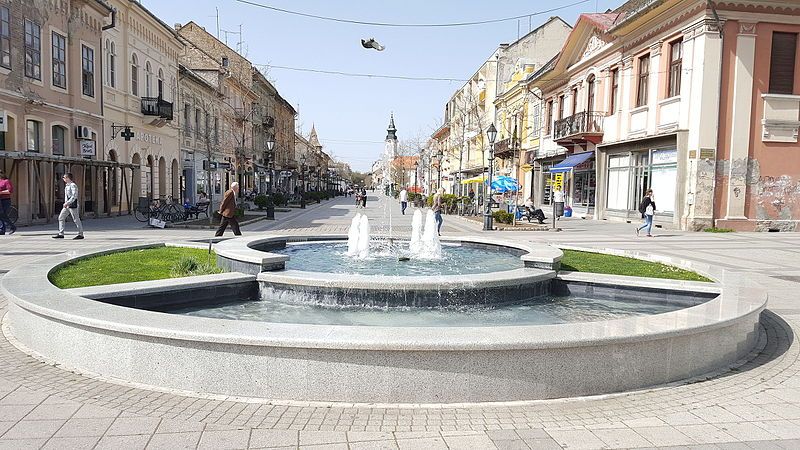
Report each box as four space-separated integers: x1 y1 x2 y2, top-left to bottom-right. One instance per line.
598 134 681 225
546 151 596 216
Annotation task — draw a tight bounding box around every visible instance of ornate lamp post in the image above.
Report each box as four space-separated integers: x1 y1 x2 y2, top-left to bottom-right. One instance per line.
436 149 443 189
299 154 307 209
483 123 497 231
414 159 419 194
265 135 275 220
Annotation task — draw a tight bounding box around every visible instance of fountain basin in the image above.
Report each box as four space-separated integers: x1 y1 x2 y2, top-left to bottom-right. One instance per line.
0 239 766 403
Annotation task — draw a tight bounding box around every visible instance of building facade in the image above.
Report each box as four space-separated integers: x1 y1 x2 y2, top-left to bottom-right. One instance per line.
526 0 800 231
0 0 116 225
103 0 182 211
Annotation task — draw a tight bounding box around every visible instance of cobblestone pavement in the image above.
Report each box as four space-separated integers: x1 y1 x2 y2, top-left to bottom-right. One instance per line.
1 195 800 449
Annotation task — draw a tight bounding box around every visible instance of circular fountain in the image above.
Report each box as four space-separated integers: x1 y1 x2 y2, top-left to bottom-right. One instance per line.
0 212 766 403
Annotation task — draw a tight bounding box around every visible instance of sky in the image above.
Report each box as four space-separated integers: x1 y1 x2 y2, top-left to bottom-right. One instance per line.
147 0 621 172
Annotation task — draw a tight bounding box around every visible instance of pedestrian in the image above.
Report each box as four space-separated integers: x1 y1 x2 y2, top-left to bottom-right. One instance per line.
0 171 16 235
53 173 84 239
636 189 656 237
215 182 242 237
399 187 408 215
361 188 367 208
433 187 444 235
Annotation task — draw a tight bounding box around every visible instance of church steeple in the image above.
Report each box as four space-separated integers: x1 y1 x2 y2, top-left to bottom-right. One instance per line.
308 123 322 150
386 114 397 141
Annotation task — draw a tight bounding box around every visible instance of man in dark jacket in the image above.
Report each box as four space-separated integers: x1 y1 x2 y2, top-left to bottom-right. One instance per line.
215 182 241 236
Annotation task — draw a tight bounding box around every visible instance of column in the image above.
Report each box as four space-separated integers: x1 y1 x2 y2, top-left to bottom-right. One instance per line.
725 22 756 219
682 18 724 230
619 55 634 141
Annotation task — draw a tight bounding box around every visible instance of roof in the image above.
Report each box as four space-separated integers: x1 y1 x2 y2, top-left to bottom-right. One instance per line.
580 13 620 31
178 64 217 92
127 0 181 40
308 125 321 148
393 155 420 170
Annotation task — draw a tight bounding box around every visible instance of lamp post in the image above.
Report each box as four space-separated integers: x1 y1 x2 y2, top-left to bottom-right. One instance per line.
414 160 419 194
436 149 443 189
483 123 497 231
265 135 275 220
299 154 307 209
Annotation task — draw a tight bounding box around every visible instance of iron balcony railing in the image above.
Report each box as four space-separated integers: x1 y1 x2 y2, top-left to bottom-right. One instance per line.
140 96 174 121
553 111 604 141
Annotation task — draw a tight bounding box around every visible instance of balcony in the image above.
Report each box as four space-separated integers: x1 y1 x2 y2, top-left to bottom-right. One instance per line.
140 97 173 121
553 111 603 144
762 94 800 143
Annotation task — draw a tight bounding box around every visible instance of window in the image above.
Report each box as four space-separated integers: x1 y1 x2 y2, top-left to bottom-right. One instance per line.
26 120 42 152
0 7 10 68
52 125 66 155
81 45 94 97
587 75 595 113
107 40 116 88
571 88 579 115
609 68 619 114
558 95 565 119
636 54 650 107
195 108 201 136
183 103 191 133
205 112 210 138
131 53 139 96
545 100 553 134
668 40 682 98
24 19 41 80
145 61 152 97
214 118 219 144
52 32 66 88
531 103 541 134
769 32 798 95
157 68 163 98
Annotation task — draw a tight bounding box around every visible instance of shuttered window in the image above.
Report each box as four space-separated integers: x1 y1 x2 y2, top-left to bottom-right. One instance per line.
769 32 797 95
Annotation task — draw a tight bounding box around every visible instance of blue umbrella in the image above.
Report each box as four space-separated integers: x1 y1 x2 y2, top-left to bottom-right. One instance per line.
489 176 520 193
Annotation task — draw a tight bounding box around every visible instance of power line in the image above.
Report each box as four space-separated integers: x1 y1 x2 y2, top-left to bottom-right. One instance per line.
235 0 592 28
257 64 467 82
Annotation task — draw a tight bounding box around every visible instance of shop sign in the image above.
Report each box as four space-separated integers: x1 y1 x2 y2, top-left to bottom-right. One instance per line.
574 159 595 172
521 164 533 172
80 140 96 157
552 173 564 191
652 149 677 164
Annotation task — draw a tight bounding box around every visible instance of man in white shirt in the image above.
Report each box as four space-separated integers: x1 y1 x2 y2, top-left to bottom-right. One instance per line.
399 188 408 215
53 173 84 239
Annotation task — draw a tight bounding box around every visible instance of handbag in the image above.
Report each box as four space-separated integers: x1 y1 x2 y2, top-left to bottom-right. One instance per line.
68 199 78 209
645 204 654 216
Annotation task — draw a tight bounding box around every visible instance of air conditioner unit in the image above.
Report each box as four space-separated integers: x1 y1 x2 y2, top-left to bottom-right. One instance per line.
75 125 93 140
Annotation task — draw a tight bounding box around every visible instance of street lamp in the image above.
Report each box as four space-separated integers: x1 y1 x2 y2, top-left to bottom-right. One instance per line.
299 154 307 209
483 123 497 231
414 159 419 194
265 135 275 220
436 149 443 189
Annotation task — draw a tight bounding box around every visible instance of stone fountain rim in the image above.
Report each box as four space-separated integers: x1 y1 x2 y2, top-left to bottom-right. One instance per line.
0 241 765 352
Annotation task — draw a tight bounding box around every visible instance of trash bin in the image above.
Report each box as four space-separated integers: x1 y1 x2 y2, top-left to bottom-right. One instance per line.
563 206 573 218
554 201 565 217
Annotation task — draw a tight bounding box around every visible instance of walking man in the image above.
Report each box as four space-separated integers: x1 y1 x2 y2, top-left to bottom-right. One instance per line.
433 187 444 235
53 173 84 239
399 187 408 215
0 171 16 235
215 182 241 237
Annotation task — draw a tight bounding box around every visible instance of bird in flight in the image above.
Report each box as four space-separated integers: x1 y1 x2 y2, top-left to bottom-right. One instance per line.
361 38 385 51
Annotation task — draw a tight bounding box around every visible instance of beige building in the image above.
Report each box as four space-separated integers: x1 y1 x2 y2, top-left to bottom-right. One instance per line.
252 69 296 194
102 0 182 212
0 0 119 225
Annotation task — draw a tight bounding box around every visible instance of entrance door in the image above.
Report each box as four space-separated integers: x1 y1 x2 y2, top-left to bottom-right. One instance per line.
53 163 65 215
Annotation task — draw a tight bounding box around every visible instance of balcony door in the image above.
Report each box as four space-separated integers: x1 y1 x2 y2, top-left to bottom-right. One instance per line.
587 75 595 113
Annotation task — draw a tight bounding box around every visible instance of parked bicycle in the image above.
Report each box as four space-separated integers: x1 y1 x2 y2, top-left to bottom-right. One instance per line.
134 197 186 224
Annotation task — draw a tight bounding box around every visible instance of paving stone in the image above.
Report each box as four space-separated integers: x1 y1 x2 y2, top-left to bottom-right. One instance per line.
105 416 161 436
2 419 64 440
0 438 49 449
41 436 101 449
592 427 653 448
94 433 150 449
197 429 250 450
395 437 448 450
545 429 606 449
674 423 737 444
630 425 697 446
249 429 298 447
145 431 202 450
54 417 114 437
442 433 497 449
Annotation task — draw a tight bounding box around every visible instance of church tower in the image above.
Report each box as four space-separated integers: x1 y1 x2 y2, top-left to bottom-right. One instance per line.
384 114 398 158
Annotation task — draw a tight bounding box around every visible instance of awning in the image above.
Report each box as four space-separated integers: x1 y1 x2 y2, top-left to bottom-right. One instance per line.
548 151 594 173
461 175 486 184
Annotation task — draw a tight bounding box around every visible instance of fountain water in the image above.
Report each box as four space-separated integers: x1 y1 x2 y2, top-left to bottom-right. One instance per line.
418 210 443 259
357 214 370 259
346 214 361 257
409 210 423 255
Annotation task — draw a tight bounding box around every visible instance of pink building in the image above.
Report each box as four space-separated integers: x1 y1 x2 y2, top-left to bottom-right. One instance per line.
529 0 800 231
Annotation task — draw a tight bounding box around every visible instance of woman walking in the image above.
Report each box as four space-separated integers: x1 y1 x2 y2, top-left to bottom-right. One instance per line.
636 189 656 237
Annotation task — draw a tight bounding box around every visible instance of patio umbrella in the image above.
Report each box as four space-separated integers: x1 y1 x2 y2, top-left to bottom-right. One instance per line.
490 176 520 193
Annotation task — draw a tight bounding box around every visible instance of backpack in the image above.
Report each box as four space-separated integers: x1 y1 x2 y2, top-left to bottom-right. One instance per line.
638 198 649 215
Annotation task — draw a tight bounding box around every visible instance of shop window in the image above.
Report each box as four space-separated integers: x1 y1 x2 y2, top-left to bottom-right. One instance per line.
668 40 682 98
648 149 677 213
0 7 10 69
52 32 67 88
26 120 42 152
606 155 630 210
769 32 797 95
81 45 94 97
636 54 650 107
24 19 41 80
51 125 66 155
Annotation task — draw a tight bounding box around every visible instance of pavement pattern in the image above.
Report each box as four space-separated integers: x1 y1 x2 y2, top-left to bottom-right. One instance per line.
0 194 799 449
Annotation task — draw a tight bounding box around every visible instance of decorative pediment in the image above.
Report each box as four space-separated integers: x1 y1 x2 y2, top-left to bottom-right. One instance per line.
582 31 607 60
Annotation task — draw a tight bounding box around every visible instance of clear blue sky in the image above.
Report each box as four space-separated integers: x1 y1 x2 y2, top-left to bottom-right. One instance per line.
147 0 620 171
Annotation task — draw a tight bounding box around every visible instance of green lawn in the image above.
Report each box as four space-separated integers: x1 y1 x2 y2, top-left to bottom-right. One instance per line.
50 247 221 289
560 249 712 282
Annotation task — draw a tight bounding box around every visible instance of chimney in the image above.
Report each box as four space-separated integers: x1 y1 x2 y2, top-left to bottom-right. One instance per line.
174 23 182 31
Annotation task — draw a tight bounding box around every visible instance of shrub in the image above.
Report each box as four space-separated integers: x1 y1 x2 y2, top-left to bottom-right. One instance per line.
492 210 514 224
271 192 288 207
703 227 734 233
171 255 223 278
254 194 270 209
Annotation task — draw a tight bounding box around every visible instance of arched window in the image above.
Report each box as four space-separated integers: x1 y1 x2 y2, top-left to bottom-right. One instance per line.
51 125 66 155
131 53 138 96
586 75 596 113
157 68 164 98
145 61 152 97
108 41 116 88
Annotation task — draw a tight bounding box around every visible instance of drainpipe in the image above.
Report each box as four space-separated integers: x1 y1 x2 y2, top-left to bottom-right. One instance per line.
102 8 117 31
